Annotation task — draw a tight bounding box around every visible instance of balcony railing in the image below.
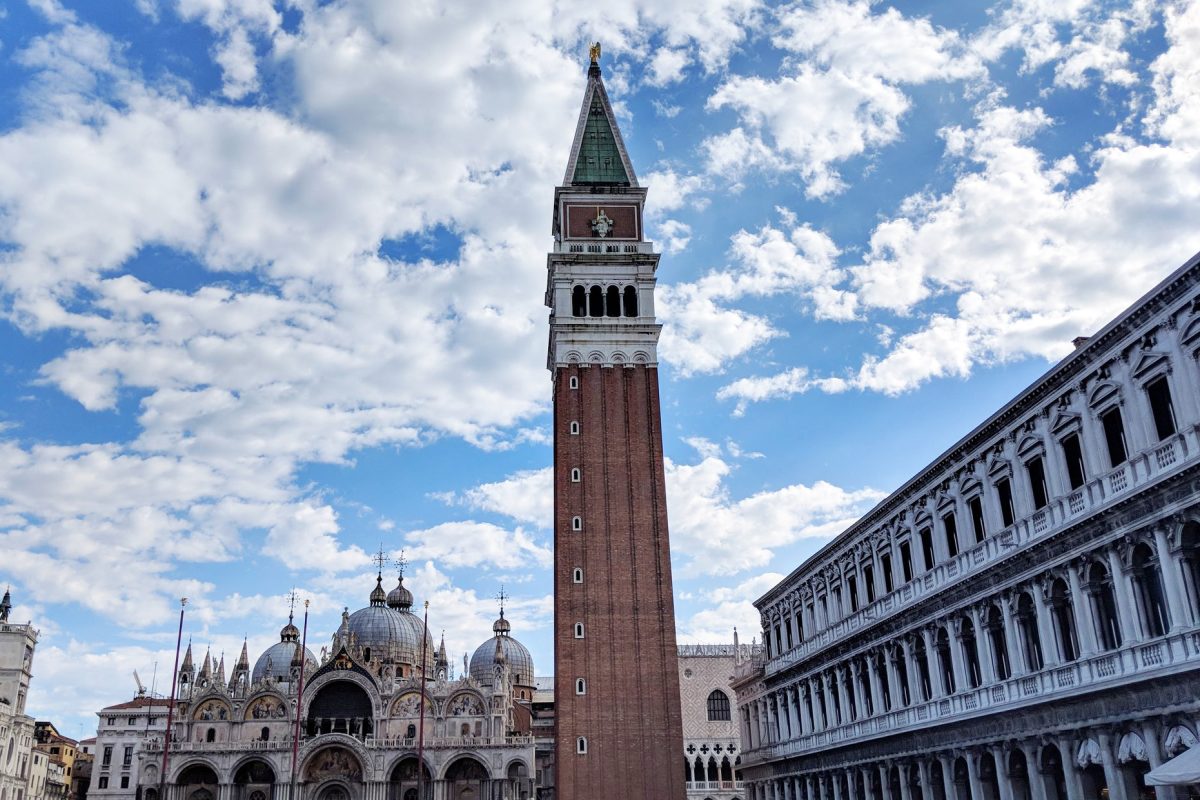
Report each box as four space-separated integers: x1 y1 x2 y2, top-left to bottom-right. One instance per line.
557 241 655 254
686 780 745 792
142 734 534 755
743 626 1200 766
763 428 1195 679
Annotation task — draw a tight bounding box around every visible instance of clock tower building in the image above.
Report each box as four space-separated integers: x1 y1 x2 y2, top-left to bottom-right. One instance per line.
546 47 687 800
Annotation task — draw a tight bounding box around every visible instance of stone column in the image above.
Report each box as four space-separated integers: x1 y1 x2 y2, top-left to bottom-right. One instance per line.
969 606 997 685
837 666 852 724
949 622 969 691
1142 720 1179 800
965 751 985 800
1001 597 1027 677
1106 547 1141 643
992 746 1015 800
880 765 894 800
923 628 945 699
813 679 827 730
800 684 814 734
885 649 903 708
835 773 845 800
850 659 865 718
862 768 876 800
902 638 923 703
917 759 935 800
824 673 839 727
868 653 885 714
1018 742 1047 800
1097 730 1128 800
937 755 957 800
1153 526 1190 630
898 764 914 800
1031 584 1061 667
1066 561 1098 658
788 685 802 739
1055 734 1085 800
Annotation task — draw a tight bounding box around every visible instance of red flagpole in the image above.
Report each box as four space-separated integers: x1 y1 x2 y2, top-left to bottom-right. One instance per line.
290 600 310 798
159 598 187 798
417 600 430 800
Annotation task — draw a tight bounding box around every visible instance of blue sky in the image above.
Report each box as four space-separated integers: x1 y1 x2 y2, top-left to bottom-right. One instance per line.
0 0 1198 738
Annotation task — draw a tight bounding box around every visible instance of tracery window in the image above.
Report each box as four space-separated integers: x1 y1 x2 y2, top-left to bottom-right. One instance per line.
707 690 731 721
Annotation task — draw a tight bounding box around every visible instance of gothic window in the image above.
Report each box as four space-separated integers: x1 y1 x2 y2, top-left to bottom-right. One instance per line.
943 513 959 558
1101 406 1128 467
571 516 582 531
1026 456 1049 509
1131 542 1169 637
1061 433 1087 490
623 286 638 317
574 622 584 638
1146 375 1177 440
707 690 732 721
605 286 621 317
969 495 987 543
996 478 1016 527
588 285 603 317
569 420 580 435
573 567 583 583
571 286 586 317
1087 561 1122 650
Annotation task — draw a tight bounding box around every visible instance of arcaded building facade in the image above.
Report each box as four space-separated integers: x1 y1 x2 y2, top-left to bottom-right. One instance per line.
679 644 751 800
733 251 1200 800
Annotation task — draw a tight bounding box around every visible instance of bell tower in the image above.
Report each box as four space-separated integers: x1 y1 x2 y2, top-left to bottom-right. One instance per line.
547 45 686 800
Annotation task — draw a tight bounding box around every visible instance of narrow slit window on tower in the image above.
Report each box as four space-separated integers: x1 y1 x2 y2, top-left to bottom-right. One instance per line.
577 737 588 754
572 516 582 531
573 567 583 583
623 286 638 317
606 286 620 317
569 375 579 390
588 285 604 317
572 285 586 317
569 421 580 435
571 468 581 482
574 622 584 638
1062 433 1086 490
1146 375 1177 440
576 678 586 695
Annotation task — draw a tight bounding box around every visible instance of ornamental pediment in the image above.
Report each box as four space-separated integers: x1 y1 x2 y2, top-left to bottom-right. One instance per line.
1131 350 1170 379
1016 435 1044 459
1050 411 1082 436
1088 380 1121 410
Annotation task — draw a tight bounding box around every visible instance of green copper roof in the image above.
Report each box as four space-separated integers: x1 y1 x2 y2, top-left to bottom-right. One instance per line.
572 98 629 185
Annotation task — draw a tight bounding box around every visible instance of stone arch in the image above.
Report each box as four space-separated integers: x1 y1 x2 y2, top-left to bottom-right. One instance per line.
1118 732 1149 763
587 350 605 363
232 758 276 786
439 753 492 781
632 351 649 364
610 350 628 364
191 697 232 722
170 759 221 785
564 350 583 364
391 690 435 718
445 691 486 717
302 744 365 785
1165 724 1198 756
1076 738 1103 768
243 692 289 721
504 757 531 780
306 678 375 738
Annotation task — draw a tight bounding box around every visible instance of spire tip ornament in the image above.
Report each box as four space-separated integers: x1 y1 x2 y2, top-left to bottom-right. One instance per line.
589 41 601 65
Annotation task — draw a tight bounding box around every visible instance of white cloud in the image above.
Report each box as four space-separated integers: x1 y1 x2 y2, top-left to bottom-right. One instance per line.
647 47 691 86
703 0 980 196
404 522 552 570
436 468 553 528
717 366 848 415
658 218 848 374
657 219 693 253
677 572 784 643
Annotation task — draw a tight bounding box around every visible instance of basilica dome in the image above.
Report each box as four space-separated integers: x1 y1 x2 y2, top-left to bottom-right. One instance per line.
469 612 535 687
252 617 318 684
346 575 434 672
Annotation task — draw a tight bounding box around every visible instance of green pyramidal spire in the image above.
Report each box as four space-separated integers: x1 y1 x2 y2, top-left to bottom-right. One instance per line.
566 46 634 187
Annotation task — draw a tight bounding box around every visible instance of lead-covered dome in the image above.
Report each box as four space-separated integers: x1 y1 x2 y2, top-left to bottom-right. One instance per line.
346 575 434 671
252 616 317 684
469 612 535 687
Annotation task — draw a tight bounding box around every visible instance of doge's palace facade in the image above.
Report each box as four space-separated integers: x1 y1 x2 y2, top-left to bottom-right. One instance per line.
733 251 1200 800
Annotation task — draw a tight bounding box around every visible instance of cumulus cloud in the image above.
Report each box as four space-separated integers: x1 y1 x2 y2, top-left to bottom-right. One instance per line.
703 0 981 196
404 521 552 570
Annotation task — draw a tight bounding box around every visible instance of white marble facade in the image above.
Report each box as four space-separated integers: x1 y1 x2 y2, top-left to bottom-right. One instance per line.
733 252 1200 800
